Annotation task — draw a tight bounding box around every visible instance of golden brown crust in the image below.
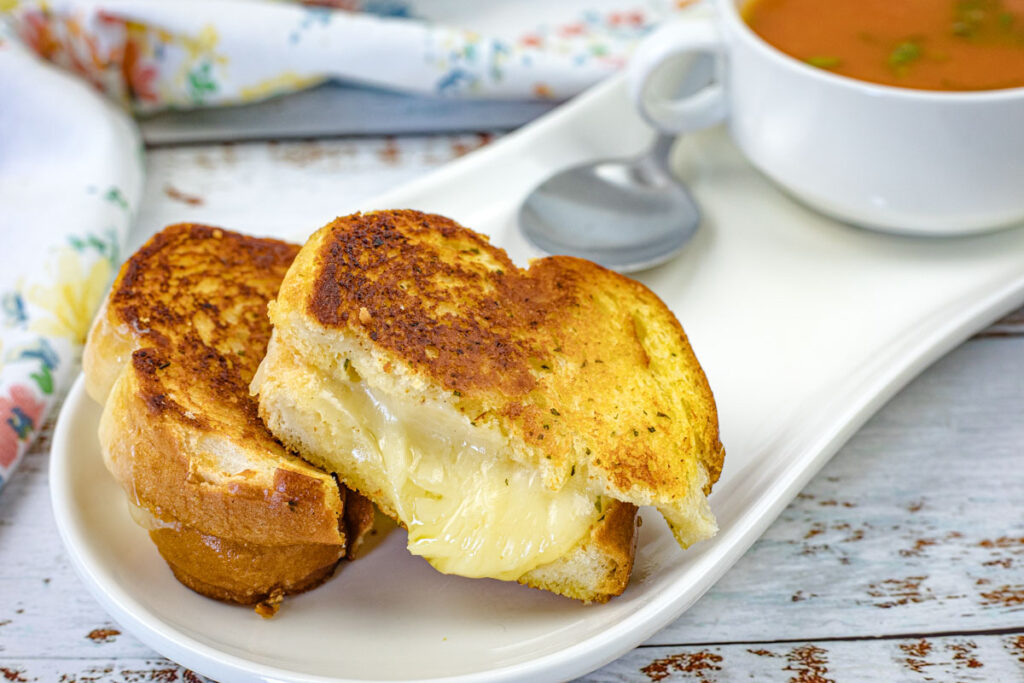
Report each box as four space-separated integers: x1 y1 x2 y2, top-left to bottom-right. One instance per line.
92 225 346 547
307 211 537 397
99 366 346 545
280 211 724 524
86 224 385 607
108 224 299 446
342 487 376 559
111 223 298 374
588 499 642 592
149 523 344 607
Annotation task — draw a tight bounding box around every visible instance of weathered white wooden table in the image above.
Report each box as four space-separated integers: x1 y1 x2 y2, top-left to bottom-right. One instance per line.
1 123 1023 682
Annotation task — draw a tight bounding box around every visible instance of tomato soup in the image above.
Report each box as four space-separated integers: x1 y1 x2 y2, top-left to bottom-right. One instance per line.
743 0 1024 91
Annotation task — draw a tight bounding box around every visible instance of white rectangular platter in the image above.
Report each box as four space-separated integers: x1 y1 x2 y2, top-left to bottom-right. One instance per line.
51 74 1024 683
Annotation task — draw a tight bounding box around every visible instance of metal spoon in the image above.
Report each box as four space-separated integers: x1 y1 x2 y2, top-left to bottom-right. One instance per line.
518 133 699 273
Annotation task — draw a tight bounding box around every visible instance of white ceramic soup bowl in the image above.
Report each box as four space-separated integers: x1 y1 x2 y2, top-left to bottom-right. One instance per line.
628 0 1024 235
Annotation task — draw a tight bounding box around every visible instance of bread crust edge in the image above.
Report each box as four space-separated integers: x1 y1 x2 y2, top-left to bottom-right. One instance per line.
99 363 347 547
149 523 344 607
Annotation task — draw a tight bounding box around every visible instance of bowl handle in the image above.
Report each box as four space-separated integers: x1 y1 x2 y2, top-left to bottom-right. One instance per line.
628 20 728 135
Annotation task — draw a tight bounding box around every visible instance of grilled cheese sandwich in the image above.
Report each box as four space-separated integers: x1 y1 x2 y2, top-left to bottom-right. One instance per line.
83 224 373 611
254 210 724 601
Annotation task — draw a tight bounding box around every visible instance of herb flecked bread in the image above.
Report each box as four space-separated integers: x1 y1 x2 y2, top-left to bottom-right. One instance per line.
252 210 724 602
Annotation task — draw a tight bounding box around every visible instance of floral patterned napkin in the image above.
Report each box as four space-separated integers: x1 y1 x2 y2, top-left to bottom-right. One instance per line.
0 0 699 488
0 21 143 486
5 0 690 112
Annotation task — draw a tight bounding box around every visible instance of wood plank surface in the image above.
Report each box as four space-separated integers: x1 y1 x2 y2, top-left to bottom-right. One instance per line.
130 133 497 254
1 134 1022 681
654 340 1024 645
587 634 1024 681
2 632 1022 682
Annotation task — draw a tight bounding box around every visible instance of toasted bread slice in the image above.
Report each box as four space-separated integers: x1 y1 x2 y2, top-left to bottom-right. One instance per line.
83 224 373 609
253 210 724 602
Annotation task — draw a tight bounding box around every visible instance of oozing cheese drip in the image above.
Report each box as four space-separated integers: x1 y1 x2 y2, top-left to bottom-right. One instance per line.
271 350 600 581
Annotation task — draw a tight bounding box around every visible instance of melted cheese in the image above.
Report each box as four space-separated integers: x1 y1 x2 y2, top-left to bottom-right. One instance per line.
286 357 600 581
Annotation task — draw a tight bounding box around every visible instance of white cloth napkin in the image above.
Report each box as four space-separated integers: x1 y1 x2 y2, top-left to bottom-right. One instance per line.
0 23 143 485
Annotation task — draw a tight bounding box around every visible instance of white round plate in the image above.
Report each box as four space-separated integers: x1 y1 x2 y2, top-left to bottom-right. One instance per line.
51 75 1024 682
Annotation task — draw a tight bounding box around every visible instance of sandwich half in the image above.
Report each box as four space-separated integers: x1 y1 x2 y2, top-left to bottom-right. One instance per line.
83 224 373 613
253 210 724 602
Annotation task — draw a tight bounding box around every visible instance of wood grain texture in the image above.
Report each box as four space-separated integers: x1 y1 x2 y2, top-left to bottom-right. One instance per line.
584 634 1024 681
979 305 1024 337
131 133 496 255
0 659 209 682
2 134 1023 681
654 340 1024 645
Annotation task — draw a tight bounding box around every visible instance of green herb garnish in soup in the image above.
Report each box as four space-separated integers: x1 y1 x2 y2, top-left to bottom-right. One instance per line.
887 40 923 76
743 0 1024 91
805 55 842 69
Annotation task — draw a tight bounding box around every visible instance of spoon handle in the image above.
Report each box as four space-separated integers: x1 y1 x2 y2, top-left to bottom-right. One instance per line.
635 133 678 183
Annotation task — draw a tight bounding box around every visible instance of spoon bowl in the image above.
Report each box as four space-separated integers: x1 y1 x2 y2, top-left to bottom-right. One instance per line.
518 135 700 273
